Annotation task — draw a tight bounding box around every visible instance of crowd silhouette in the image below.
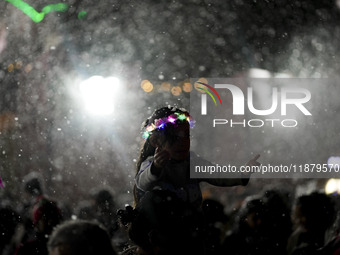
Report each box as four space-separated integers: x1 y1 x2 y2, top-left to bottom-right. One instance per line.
1 171 340 255
0 107 339 254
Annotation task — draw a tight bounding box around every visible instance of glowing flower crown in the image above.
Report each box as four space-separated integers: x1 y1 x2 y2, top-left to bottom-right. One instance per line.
142 112 195 139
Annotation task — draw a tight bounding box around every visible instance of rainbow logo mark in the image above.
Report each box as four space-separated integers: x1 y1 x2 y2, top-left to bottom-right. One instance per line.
197 82 223 106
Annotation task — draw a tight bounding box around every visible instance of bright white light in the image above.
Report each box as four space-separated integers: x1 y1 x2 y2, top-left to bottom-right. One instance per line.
79 76 119 115
325 179 340 195
328 156 340 167
248 68 271 78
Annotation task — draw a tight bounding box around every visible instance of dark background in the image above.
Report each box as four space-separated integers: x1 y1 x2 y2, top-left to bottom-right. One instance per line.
0 0 339 209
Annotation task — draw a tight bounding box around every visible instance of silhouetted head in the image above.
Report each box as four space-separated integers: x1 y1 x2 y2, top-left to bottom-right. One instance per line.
48 220 117 255
23 171 44 197
293 192 335 232
90 187 115 211
137 106 193 172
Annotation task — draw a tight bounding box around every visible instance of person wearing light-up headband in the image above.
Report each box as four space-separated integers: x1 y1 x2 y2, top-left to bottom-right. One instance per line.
134 106 260 208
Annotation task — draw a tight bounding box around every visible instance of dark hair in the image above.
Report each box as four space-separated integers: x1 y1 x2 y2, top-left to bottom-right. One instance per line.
236 196 267 232
296 192 335 231
136 106 190 174
48 220 117 255
90 186 115 209
23 171 44 196
133 106 190 205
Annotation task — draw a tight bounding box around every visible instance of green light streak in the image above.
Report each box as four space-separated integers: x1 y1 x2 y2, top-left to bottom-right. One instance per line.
78 10 87 20
175 112 187 121
198 87 217 106
5 0 69 23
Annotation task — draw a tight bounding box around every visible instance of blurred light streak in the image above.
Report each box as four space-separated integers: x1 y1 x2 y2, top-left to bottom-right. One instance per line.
5 0 68 23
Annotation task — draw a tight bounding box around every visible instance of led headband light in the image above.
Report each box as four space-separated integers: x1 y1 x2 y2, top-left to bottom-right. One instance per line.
142 112 194 139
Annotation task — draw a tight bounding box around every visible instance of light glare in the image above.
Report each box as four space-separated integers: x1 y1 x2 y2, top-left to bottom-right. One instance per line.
79 76 119 115
325 179 340 194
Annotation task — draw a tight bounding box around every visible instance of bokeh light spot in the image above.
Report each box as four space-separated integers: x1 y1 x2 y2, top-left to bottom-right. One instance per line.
183 81 193 92
171 86 182 96
8 64 14 72
194 78 208 93
141 80 154 93
161 82 171 92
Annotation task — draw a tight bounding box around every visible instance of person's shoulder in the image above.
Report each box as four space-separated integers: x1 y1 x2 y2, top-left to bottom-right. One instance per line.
145 155 154 161
139 156 155 172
